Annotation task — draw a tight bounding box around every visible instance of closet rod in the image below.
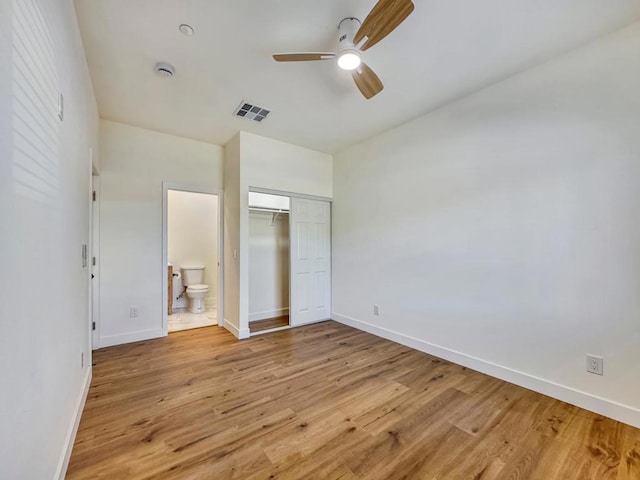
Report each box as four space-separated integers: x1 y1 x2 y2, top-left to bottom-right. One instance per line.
248 207 290 214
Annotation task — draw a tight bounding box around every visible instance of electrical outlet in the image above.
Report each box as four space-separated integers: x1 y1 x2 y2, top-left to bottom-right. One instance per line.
586 354 603 375
373 304 380 316
130 306 139 318
81 352 84 368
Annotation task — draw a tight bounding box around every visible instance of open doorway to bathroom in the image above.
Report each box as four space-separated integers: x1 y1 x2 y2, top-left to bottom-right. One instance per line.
162 185 223 334
248 191 291 335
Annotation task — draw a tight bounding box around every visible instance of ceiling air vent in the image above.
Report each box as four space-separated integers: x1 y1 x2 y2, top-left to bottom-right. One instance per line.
234 101 270 122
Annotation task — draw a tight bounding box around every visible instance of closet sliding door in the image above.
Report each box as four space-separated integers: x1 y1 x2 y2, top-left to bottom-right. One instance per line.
290 198 331 326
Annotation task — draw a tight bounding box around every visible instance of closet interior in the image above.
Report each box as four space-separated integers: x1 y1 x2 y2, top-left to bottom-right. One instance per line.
248 192 291 334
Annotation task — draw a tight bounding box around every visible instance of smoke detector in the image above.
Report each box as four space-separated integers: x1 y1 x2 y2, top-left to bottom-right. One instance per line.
155 62 175 77
234 101 270 122
179 24 195 36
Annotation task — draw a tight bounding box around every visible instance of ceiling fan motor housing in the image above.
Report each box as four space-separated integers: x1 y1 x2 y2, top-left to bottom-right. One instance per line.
338 17 362 54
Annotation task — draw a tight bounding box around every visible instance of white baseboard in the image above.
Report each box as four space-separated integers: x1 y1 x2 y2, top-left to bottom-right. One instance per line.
172 299 187 310
224 319 250 339
99 328 165 348
291 318 330 328
55 367 92 480
332 312 640 428
249 307 289 322
173 298 216 311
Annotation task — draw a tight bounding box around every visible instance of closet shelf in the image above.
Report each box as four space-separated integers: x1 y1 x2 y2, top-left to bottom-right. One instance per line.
248 207 290 214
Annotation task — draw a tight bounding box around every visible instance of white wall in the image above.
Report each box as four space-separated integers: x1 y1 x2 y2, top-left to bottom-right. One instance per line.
99 120 223 346
168 190 218 309
0 0 99 477
223 133 241 336
241 131 333 198
249 211 290 321
332 23 640 427
223 131 332 338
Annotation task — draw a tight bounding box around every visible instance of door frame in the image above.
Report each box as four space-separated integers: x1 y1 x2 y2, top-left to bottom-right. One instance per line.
90 166 100 350
249 186 332 203
162 182 224 336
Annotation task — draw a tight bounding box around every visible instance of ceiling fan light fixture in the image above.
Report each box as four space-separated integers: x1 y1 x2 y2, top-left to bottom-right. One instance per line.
271 0 415 98
337 51 361 71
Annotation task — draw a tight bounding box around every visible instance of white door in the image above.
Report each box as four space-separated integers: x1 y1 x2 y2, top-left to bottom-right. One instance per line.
290 198 331 326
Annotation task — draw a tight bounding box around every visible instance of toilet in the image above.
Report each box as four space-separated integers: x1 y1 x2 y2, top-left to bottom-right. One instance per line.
181 266 209 314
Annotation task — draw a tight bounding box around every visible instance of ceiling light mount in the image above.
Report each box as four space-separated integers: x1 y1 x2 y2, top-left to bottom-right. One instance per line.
155 62 175 77
179 23 195 36
336 18 363 71
338 17 361 40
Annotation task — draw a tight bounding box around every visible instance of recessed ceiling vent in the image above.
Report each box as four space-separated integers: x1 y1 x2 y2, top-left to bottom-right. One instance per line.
234 101 270 122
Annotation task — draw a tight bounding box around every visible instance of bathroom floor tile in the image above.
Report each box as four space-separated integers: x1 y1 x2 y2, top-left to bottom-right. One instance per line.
168 309 217 333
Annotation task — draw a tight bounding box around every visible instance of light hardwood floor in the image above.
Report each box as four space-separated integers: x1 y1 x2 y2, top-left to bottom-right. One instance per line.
250 315 290 333
67 321 640 479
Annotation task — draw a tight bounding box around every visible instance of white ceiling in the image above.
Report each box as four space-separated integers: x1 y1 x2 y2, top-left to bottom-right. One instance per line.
74 0 640 153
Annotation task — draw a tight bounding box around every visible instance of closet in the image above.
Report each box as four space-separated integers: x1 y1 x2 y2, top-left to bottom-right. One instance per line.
248 191 332 335
249 192 331 335
248 192 291 333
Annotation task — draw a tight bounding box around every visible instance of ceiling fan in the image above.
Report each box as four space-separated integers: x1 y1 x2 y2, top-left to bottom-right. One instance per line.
272 0 415 99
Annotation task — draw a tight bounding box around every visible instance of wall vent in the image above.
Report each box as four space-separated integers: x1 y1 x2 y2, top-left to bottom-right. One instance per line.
234 101 270 122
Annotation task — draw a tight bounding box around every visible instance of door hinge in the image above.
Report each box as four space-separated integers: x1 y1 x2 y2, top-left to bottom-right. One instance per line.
92 256 96 266
92 321 96 331
92 190 96 202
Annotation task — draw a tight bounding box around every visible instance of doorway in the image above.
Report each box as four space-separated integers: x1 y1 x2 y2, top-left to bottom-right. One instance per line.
248 192 291 334
162 184 223 335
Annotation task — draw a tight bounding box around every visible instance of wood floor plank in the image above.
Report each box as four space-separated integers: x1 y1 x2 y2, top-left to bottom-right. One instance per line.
67 321 640 479
344 388 471 478
250 315 290 333
618 431 640 480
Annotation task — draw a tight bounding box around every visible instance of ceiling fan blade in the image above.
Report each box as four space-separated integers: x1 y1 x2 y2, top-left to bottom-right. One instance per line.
273 52 336 62
352 62 384 99
354 0 414 51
